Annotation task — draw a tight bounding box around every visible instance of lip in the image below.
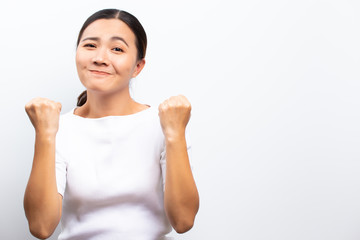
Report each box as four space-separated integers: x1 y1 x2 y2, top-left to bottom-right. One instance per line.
89 70 111 75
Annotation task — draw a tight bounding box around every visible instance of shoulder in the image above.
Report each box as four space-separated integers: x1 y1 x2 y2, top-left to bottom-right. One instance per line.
138 106 163 133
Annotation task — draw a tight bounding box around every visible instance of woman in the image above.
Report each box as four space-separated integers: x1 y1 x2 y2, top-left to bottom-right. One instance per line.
24 9 199 240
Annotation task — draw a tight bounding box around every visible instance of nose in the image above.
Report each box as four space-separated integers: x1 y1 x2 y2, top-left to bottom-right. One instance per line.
92 47 109 66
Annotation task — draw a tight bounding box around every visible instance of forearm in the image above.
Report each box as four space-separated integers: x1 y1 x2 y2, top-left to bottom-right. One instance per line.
24 133 61 238
164 134 199 233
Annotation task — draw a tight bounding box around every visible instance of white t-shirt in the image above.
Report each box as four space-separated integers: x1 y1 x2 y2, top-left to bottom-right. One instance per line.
55 106 191 240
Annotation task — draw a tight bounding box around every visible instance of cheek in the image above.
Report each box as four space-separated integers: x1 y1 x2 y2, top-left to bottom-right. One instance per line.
75 51 89 84
75 51 86 70
113 57 137 75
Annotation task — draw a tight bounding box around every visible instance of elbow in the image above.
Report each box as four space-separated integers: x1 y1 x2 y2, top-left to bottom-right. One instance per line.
28 222 55 239
166 194 199 234
24 192 62 239
172 217 195 234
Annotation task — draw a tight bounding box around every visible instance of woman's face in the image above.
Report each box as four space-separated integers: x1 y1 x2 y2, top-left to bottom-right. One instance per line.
76 19 144 95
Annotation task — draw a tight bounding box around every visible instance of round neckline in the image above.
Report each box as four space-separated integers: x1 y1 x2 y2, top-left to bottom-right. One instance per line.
70 105 152 120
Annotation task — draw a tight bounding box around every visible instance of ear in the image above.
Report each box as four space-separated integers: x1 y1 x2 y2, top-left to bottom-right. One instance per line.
132 59 146 78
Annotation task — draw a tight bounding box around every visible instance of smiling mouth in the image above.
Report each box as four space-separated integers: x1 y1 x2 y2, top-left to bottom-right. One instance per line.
89 70 111 75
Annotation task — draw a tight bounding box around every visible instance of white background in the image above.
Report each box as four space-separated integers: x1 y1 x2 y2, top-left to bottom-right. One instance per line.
0 0 359 239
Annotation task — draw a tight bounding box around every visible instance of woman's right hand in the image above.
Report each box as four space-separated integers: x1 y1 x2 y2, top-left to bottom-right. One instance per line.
25 97 62 136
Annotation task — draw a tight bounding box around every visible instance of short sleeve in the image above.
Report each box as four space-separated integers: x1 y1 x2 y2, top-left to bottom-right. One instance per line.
55 149 67 197
160 130 193 191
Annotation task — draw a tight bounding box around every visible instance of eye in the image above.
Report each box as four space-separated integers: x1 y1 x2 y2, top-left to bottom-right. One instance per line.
84 43 96 48
112 47 124 52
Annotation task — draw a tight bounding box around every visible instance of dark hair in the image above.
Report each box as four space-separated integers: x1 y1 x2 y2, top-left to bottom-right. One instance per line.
76 9 147 107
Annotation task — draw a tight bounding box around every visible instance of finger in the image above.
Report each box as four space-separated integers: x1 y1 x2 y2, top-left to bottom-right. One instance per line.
177 95 189 104
158 101 166 112
56 102 62 112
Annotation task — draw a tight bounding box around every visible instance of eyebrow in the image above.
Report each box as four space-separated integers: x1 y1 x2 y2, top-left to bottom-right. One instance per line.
81 36 129 47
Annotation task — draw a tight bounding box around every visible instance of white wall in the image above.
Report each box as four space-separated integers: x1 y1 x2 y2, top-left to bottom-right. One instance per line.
0 0 359 239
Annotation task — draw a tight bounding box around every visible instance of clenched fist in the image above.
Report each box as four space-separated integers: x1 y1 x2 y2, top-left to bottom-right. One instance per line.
158 95 191 140
25 97 62 136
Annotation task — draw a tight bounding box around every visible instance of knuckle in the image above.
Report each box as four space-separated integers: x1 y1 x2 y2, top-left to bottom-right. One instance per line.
43 102 51 109
35 97 46 103
158 104 165 111
48 101 56 107
25 102 31 109
33 102 41 108
168 96 176 102
24 105 31 113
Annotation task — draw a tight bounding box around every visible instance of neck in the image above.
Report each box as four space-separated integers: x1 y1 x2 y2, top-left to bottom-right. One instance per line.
78 88 143 118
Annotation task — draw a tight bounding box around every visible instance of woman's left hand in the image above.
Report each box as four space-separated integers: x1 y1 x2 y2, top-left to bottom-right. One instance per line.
158 95 191 140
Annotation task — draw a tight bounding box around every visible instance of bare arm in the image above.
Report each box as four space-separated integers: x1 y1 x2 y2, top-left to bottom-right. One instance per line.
164 135 199 233
23 98 63 239
159 95 199 233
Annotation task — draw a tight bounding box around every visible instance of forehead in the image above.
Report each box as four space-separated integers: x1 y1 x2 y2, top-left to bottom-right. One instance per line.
81 19 136 44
